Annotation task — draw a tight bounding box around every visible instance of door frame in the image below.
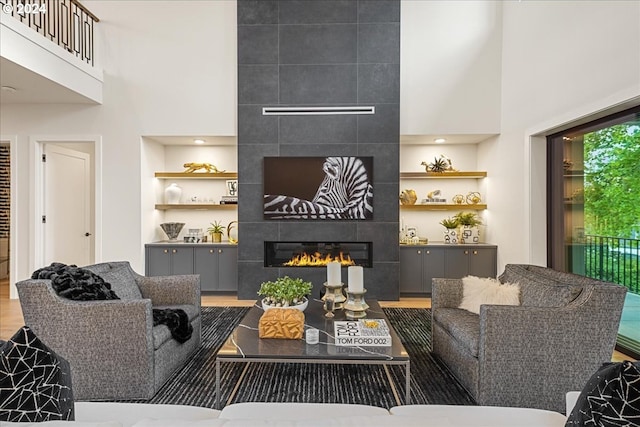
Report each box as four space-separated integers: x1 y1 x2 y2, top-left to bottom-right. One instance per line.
30 135 102 275
0 135 17 299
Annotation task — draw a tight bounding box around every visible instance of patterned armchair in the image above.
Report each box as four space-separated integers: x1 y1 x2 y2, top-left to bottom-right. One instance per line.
431 264 627 413
16 261 201 401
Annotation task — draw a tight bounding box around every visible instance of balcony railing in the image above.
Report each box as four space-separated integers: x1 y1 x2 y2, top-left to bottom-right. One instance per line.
1 0 99 66
583 234 640 294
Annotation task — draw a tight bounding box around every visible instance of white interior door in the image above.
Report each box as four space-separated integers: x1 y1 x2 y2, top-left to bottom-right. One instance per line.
43 144 92 266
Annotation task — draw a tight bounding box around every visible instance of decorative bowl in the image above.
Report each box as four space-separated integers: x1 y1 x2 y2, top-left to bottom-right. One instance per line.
261 297 308 312
160 222 185 241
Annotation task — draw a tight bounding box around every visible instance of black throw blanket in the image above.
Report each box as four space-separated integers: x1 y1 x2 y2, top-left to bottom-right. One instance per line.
32 262 193 343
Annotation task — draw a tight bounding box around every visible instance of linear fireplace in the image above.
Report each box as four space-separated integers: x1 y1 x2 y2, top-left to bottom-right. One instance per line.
264 241 372 268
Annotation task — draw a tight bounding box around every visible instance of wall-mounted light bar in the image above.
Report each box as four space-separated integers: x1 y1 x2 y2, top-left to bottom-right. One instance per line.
262 106 375 116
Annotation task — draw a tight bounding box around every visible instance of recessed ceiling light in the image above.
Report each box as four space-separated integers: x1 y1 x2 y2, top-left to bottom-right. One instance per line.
434 138 446 144
193 139 205 145
1 86 17 93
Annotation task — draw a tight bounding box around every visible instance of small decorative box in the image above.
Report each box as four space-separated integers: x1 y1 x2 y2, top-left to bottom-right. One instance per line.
259 308 305 340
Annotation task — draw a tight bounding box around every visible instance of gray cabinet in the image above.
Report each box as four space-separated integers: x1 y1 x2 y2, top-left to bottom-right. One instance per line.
400 244 497 295
400 246 445 294
445 246 497 279
194 246 237 291
145 243 238 292
146 245 193 276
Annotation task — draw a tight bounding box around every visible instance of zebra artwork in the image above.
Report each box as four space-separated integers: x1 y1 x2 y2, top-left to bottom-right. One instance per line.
264 156 373 220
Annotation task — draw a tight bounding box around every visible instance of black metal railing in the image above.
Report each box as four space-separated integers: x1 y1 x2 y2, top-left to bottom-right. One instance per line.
1 0 99 66
584 234 640 294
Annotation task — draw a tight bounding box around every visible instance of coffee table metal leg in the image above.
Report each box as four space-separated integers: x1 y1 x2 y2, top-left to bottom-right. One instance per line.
216 359 220 409
405 362 411 404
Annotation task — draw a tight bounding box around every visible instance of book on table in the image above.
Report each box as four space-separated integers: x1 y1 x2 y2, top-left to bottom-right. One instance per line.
333 319 392 347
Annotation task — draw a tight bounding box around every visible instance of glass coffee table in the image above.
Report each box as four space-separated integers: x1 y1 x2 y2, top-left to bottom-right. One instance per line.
215 298 410 409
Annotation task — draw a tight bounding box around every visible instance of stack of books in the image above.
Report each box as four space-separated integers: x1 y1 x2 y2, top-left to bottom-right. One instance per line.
220 195 238 205
333 319 392 347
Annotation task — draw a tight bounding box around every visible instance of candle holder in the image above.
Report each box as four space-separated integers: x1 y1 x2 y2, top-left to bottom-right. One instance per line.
322 282 346 310
344 289 369 319
323 294 336 318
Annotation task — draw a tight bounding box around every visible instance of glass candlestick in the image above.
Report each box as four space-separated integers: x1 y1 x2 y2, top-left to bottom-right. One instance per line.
344 289 369 319
324 294 336 318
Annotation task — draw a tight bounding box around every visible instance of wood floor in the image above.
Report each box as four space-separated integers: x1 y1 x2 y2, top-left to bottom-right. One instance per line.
1 279 631 362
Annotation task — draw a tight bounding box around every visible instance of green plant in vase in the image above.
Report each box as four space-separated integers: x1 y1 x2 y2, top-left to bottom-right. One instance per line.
258 276 313 311
453 211 483 244
207 221 224 243
439 217 459 229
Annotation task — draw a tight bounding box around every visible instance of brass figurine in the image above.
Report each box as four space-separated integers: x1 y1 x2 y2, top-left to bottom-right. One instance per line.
183 162 225 173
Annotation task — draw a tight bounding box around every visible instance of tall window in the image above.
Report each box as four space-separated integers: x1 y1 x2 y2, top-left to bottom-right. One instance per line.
548 105 640 358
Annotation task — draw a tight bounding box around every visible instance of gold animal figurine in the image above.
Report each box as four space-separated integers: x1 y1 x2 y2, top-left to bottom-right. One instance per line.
399 189 418 205
183 162 225 173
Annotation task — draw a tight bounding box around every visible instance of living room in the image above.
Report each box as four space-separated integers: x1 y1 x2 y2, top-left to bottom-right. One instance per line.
1 0 639 425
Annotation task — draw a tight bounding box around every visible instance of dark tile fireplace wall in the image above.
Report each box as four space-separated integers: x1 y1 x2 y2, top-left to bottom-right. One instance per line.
237 0 400 300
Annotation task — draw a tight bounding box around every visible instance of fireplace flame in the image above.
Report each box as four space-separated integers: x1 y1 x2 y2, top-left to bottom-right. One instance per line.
283 251 356 267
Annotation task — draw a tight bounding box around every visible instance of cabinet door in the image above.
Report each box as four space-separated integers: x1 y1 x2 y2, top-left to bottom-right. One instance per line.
170 247 193 275
399 247 424 293
422 247 445 294
147 246 172 276
194 247 218 291
468 247 497 278
445 247 471 279
217 246 238 291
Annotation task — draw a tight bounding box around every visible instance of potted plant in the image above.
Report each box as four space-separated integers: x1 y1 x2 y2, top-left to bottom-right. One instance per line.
439 217 460 244
453 211 483 244
207 221 224 243
258 276 313 311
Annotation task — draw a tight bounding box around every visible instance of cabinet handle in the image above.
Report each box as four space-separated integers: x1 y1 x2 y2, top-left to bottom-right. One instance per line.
417 250 421 254
219 249 223 254
172 249 177 254
426 250 430 254
163 249 168 254
209 249 213 254
473 250 478 255
464 250 469 255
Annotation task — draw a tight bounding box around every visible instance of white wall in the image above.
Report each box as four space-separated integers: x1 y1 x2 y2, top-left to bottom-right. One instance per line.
481 0 640 271
1 1 237 281
400 0 502 135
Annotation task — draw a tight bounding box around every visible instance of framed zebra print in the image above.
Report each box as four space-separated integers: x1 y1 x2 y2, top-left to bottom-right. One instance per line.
264 156 373 220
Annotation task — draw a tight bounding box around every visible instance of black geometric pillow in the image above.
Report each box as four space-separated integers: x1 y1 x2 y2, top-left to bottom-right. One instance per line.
565 360 640 426
0 326 74 422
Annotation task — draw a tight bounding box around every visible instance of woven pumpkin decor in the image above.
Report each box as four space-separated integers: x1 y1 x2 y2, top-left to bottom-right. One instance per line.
259 308 305 340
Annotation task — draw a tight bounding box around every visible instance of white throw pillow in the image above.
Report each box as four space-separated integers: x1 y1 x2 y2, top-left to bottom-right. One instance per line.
458 276 520 314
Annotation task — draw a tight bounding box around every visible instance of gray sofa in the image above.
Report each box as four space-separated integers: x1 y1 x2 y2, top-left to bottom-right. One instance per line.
431 264 627 413
16 261 201 401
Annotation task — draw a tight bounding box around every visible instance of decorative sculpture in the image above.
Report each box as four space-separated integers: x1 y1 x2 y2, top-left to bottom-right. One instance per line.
466 192 481 204
421 154 457 173
399 189 418 205
452 194 465 204
183 162 225 173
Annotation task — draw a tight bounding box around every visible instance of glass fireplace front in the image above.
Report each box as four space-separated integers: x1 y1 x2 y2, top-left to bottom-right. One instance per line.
264 241 372 268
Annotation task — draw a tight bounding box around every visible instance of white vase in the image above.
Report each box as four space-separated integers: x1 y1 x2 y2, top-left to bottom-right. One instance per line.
164 183 182 204
443 228 459 244
459 226 481 244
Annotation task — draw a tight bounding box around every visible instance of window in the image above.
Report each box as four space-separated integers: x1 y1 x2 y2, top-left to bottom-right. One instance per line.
548 105 640 358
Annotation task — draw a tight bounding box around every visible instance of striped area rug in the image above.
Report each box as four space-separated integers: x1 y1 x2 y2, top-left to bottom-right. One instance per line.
127 307 475 409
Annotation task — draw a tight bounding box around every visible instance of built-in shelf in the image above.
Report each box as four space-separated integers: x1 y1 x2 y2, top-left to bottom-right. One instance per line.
155 172 237 179
400 204 487 211
155 204 237 210
400 171 487 179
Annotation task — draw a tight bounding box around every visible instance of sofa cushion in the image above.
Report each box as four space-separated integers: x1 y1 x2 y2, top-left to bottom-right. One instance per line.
85 263 143 300
432 308 480 357
0 326 74 422
459 276 520 314
565 361 640 426
499 264 582 307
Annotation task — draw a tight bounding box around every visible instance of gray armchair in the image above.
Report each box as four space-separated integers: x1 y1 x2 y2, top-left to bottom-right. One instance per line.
16 261 201 401
431 264 627 413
